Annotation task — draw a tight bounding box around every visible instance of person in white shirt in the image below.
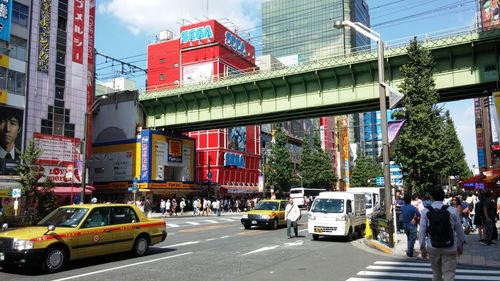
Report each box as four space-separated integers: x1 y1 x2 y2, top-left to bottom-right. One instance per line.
419 187 465 281
285 198 301 239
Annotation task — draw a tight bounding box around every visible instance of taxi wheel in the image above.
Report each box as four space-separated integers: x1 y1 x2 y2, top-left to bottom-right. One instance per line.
243 223 251 229
41 246 67 273
132 235 150 257
271 218 278 230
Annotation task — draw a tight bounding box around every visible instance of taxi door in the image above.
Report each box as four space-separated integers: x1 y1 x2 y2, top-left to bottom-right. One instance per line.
278 201 288 225
72 207 115 259
108 206 140 252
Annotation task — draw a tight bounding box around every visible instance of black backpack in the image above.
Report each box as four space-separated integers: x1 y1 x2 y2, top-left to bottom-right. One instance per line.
426 205 454 248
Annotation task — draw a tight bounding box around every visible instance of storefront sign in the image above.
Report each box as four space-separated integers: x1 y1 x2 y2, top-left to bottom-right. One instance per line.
38 165 81 183
34 133 80 166
168 139 182 163
225 31 246 56
72 0 85 64
180 25 213 44
0 0 13 42
140 132 150 181
90 151 132 182
224 152 245 168
37 0 51 72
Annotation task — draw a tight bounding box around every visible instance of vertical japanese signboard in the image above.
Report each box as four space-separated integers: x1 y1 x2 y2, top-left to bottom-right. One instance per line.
72 0 85 64
86 0 95 157
474 98 486 169
38 0 51 72
0 0 13 42
140 131 151 181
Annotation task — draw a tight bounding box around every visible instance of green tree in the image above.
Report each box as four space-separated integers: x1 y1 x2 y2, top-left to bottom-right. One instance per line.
15 140 58 221
439 110 473 181
392 38 444 196
351 151 384 187
266 123 292 195
300 133 336 189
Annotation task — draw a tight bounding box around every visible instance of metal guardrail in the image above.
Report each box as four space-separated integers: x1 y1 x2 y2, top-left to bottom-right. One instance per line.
139 24 500 101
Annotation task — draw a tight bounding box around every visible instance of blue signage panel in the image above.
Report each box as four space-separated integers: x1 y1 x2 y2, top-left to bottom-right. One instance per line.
140 130 151 181
376 176 384 186
224 152 245 168
180 25 213 44
225 31 246 56
0 0 13 42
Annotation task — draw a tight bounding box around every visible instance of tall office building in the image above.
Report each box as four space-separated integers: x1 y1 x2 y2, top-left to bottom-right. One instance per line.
261 0 370 186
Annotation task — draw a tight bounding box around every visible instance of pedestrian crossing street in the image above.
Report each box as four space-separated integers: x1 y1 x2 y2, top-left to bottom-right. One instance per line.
165 216 242 228
346 261 500 281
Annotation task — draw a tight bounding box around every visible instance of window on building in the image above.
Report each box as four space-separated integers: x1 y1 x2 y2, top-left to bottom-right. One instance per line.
7 70 15 93
0 67 6 89
57 15 67 31
9 36 27 61
15 72 25 95
159 74 166 81
12 2 29 27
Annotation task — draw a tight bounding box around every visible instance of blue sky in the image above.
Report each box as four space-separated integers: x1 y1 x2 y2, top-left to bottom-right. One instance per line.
95 0 482 172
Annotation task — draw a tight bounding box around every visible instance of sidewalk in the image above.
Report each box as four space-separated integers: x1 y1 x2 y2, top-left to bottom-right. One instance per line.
149 210 243 219
365 221 500 267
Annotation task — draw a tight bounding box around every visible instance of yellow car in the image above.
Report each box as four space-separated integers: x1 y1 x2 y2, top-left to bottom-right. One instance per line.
241 199 288 229
0 203 167 273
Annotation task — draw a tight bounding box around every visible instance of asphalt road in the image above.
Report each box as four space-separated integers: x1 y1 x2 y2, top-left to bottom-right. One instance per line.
0 215 395 281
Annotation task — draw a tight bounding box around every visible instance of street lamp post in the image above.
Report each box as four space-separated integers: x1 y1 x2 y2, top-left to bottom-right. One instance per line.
80 95 107 204
335 20 393 247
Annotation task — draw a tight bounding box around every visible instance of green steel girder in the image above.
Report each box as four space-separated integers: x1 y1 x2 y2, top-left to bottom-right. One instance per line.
139 29 500 131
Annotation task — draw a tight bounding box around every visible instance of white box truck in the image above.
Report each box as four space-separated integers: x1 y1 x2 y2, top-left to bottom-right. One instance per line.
308 191 366 241
347 187 384 218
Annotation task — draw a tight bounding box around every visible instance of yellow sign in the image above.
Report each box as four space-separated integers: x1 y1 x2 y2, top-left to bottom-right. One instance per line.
0 54 9 68
0 189 11 197
0 90 7 104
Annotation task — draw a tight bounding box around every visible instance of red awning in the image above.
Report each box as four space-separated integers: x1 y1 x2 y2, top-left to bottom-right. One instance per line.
459 174 485 184
38 185 95 195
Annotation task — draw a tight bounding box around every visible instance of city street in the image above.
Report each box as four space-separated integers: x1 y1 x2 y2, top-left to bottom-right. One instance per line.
0 215 382 281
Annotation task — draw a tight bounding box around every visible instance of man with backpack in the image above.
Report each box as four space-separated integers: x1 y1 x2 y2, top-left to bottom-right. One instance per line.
419 187 465 281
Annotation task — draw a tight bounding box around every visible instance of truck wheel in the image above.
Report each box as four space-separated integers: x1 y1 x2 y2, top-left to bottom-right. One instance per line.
243 223 251 229
271 218 278 230
346 227 353 242
312 234 320 240
41 245 67 273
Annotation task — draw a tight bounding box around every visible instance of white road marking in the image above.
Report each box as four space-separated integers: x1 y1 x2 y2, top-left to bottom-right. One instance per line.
167 223 180 228
206 238 217 241
299 229 308 232
242 245 280 256
369 265 500 275
284 240 304 246
356 271 500 280
228 216 242 219
220 218 235 222
204 220 218 224
51 252 192 281
186 221 200 225
161 241 200 248
374 261 428 266
220 235 230 239
346 278 409 281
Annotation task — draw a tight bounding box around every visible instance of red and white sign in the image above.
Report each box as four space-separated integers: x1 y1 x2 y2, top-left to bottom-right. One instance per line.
34 133 80 166
38 165 82 184
86 0 95 158
72 0 86 64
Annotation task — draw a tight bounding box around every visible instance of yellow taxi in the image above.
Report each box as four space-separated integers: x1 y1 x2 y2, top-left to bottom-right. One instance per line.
0 203 167 273
241 199 288 230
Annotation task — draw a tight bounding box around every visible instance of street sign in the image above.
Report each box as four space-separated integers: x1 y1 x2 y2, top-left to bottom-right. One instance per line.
12 188 21 198
381 82 404 109
376 176 384 186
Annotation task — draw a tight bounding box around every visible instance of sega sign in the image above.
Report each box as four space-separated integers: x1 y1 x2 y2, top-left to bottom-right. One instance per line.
225 31 246 56
224 152 245 168
181 25 214 44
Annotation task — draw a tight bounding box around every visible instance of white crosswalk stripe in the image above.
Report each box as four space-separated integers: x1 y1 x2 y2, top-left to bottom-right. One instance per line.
167 223 180 228
164 216 241 228
346 260 500 281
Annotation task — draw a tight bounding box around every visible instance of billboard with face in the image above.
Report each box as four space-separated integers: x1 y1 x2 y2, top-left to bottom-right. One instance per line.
0 105 23 175
228 127 246 152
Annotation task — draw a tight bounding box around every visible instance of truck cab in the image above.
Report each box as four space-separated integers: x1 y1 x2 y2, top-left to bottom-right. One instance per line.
308 192 366 241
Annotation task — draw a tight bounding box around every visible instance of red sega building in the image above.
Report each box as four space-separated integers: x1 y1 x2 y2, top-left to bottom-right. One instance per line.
146 20 261 196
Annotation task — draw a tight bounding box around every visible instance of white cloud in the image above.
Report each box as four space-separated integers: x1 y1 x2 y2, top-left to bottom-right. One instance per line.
98 0 264 36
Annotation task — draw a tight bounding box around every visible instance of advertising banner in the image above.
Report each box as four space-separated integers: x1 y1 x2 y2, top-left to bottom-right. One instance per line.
168 139 182 163
90 151 133 182
0 105 23 175
72 0 85 64
228 126 246 152
480 0 500 31
33 133 80 166
140 130 151 181
182 62 213 84
37 0 51 72
0 0 13 42
388 120 406 144
38 165 82 184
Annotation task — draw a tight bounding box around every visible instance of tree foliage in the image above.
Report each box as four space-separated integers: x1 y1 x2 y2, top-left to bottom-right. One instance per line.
15 140 58 221
300 133 336 189
266 123 292 195
392 38 471 195
351 151 384 187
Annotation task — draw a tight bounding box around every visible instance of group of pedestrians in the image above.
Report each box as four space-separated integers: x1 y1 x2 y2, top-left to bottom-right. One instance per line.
398 187 499 281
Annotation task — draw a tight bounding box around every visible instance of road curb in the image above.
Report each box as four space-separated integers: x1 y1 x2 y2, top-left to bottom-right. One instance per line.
363 239 393 254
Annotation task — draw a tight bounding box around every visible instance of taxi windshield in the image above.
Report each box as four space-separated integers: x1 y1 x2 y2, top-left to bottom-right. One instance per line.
254 201 279 211
37 208 90 228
